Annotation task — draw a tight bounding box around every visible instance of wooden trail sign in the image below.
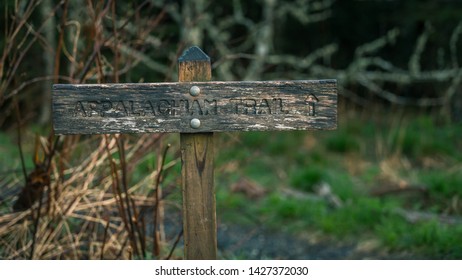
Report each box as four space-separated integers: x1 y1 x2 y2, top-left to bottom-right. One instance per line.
178 47 216 260
52 82 337 134
52 46 337 260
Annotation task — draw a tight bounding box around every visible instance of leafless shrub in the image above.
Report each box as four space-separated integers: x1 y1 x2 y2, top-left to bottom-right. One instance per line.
1 0 461 259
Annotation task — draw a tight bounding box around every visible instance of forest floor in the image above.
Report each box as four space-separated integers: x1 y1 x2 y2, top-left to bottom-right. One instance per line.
159 203 419 260
217 222 416 260
1 107 461 259
210 107 462 260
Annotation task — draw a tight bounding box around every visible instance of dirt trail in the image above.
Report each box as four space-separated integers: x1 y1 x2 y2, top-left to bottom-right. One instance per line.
162 211 415 259
217 223 415 259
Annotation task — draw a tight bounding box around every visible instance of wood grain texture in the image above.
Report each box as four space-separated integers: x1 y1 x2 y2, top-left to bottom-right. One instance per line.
179 46 216 260
52 79 337 134
51 46 338 261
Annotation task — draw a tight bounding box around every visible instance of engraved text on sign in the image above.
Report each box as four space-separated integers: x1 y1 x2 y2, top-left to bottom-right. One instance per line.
52 80 337 134
72 98 291 117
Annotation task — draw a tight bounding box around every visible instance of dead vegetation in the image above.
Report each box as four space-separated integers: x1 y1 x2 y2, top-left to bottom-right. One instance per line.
0 133 184 259
1 0 461 259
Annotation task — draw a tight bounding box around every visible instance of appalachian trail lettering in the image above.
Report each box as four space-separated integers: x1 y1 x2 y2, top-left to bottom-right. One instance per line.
72 97 289 118
52 46 338 260
53 80 336 134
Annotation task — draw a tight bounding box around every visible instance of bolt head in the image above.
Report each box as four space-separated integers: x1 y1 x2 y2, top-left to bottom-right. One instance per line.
190 86 201 96
190 118 201 129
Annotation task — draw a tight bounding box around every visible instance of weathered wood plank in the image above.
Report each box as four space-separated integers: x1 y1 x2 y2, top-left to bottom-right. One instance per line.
52 79 337 134
179 46 216 260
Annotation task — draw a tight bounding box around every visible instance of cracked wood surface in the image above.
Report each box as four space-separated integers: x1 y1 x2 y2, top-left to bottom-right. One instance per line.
52 80 337 134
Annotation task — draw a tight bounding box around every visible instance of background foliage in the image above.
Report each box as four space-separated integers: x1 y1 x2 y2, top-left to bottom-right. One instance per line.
0 0 461 259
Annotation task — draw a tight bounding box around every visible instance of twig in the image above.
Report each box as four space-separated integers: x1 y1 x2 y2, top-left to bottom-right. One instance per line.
165 229 183 260
111 0 119 83
0 0 65 102
130 197 146 258
30 188 44 260
100 217 110 260
103 135 135 257
392 208 462 225
5 75 75 100
52 0 69 84
153 143 171 258
78 0 151 83
13 97 27 183
116 135 140 257
116 235 129 259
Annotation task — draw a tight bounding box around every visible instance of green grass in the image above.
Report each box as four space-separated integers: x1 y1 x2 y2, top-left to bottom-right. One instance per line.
420 170 462 198
377 218 462 259
318 198 384 236
0 131 34 173
215 113 462 259
325 132 360 153
2 111 461 259
388 116 461 158
291 166 325 192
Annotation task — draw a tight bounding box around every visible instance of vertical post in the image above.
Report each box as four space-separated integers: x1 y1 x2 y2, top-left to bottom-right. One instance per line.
178 46 217 259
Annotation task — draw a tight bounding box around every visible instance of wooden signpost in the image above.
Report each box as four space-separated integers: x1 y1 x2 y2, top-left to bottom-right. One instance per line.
52 46 337 259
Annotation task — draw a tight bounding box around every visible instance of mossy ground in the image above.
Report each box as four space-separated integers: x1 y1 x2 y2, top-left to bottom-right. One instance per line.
215 110 462 259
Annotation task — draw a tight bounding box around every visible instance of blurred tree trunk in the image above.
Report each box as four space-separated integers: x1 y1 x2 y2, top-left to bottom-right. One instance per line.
181 0 207 46
245 0 275 80
38 0 56 124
